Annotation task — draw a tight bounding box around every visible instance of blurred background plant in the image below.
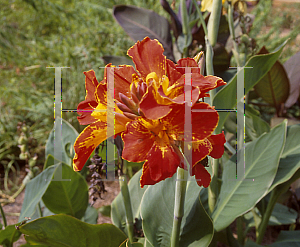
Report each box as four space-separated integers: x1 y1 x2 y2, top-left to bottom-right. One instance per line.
0 0 166 195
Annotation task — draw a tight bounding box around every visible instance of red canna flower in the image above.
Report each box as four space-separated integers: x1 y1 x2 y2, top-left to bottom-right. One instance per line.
127 37 226 120
73 37 226 188
122 103 226 188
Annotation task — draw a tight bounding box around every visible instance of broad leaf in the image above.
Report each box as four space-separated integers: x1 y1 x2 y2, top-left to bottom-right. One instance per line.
19 166 56 221
254 47 289 107
268 124 300 192
212 120 287 231
42 163 88 219
244 203 298 227
113 5 174 61
0 224 22 246
45 118 79 166
213 40 288 134
19 215 127 247
284 51 300 108
82 206 98 224
269 231 300 247
140 173 213 247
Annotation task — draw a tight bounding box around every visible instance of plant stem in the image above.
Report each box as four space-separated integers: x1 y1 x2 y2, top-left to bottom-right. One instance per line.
0 202 7 228
11 183 25 200
208 158 219 214
119 175 135 243
207 0 223 47
171 167 187 247
192 0 208 37
256 190 277 244
180 0 190 57
236 216 244 245
227 1 241 67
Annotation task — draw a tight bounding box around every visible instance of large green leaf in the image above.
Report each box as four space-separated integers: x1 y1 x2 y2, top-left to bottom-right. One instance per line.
268 124 300 192
42 163 88 219
212 120 287 231
244 203 298 227
45 118 79 166
254 47 289 107
113 5 174 61
19 214 127 247
0 224 22 247
213 40 288 134
140 173 213 247
111 169 147 237
269 231 300 247
19 165 56 222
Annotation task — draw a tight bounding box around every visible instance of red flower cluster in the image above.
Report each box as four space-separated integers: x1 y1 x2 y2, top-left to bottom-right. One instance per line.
73 37 226 188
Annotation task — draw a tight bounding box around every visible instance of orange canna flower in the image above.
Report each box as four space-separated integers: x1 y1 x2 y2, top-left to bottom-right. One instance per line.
122 103 226 188
73 37 226 188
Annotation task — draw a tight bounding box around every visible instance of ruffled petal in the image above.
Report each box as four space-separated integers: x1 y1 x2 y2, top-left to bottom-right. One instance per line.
166 59 182 86
122 120 155 163
73 121 107 171
140 142 180 188
163 103 219 141
139 84 172 120
207 133 226 159
127 37 166 81
114 65 138 102
77 70 99 125
176 58 200 74
192 139 213 166
193 75 226 98
73 120 126 171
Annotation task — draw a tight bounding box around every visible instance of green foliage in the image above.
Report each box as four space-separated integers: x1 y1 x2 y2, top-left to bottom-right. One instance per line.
18 214 127 247
0 224 22 247
212 120 287 232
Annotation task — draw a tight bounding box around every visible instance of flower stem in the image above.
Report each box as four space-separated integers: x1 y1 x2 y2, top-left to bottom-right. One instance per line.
180 0 190 57
119 175 135 243
207 0 223 48
227 1 241 67
0 202 7 228
208 158 219 214
170 167 187 247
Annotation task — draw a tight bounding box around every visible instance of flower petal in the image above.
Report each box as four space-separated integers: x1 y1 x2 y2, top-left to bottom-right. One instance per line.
192 139 213 166
122 120 155 163
140 142 180 188
139 84 172 120
114 65 138 102
77 70 99 125
192 75 226 98
207 133 226 159
73 121 107 171
73 120 126 171
163 103 219 141
192 163 211 188
127 37 166 81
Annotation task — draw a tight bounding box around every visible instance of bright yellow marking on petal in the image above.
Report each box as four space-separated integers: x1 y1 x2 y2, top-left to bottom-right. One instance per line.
146 72 159 86
91 103 107 121
161 76 169 94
